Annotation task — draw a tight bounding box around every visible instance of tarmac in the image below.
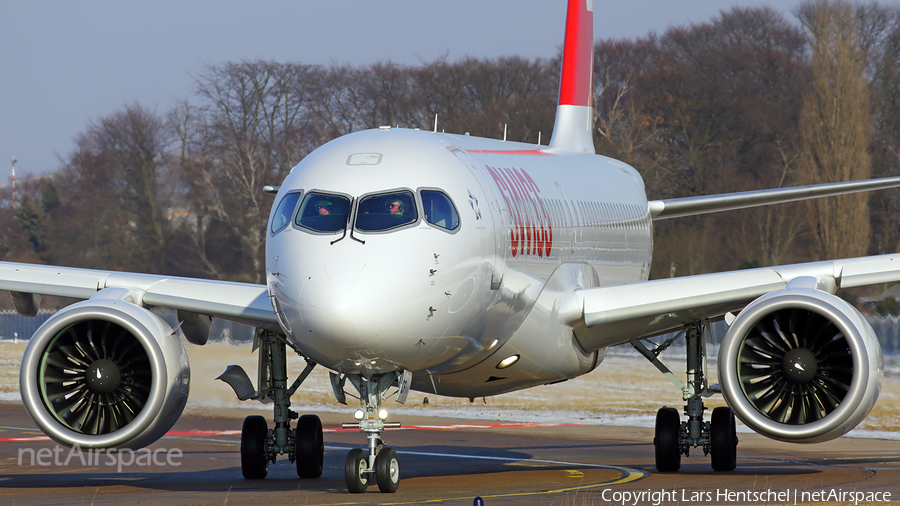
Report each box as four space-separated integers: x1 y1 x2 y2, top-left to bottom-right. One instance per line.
0 401 898 505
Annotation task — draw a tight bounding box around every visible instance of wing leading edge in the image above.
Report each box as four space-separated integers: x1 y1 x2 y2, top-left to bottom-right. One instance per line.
649 175 900 220
566 253 900 351
0 261 277 328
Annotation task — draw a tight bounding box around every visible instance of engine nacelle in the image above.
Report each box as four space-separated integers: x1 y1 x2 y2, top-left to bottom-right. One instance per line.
20 292 190 449
718 286 882 443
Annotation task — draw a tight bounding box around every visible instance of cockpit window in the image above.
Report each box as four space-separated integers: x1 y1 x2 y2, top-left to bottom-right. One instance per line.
355 191 417 232
421 190 459 230
295 192 351 233
271 191 302 234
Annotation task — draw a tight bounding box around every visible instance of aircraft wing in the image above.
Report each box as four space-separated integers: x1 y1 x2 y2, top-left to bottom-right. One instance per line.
566 253 900 350
648 176 900 220
0 261 277 328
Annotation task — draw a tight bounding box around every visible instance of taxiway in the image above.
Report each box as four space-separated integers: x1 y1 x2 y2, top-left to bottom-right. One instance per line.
0 402 897 505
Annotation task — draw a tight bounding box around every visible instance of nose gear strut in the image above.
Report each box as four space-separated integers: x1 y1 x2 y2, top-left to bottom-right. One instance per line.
333 369 412 493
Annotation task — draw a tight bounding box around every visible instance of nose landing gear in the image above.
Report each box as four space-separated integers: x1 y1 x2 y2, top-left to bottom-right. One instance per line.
332 369 412 493
222 329 412 493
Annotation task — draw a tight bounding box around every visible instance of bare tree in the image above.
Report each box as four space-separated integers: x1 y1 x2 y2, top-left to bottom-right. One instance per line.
19 4 900 280
858 3 900 253
797 0 873 260
594 37 672 194
53 103 172 273
173 61 319 282
597 7 809 276
410 56 556 143
314 64 367 137
345 62 419 130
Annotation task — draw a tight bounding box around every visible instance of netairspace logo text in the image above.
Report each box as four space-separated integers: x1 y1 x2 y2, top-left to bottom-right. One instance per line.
18 444 182 473
600 488 893 505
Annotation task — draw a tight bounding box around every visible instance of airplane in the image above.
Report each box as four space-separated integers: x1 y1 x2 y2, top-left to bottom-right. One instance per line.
3 0 900 494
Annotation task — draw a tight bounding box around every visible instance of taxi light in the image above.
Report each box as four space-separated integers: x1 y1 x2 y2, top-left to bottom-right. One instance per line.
378 409 389 420
496 354 520 369
354 409 364 420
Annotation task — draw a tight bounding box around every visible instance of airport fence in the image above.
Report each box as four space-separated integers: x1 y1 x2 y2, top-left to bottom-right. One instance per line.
0 310 55 342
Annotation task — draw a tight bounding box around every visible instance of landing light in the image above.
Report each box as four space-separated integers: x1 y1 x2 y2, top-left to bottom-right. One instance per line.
496 354 519 369
378 409 389 420
354 409 364 420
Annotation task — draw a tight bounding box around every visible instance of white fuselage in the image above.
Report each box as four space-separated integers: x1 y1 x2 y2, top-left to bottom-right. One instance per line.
266 128 652 397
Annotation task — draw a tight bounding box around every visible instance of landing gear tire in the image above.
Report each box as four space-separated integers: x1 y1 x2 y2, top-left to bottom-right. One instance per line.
710 406 737 471
241 415 269 479
295 414 324 478
654 407 681 472
375 447 400 493
345 448 369 493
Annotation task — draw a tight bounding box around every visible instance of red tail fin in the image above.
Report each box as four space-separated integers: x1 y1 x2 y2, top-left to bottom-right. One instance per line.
548 0 595 153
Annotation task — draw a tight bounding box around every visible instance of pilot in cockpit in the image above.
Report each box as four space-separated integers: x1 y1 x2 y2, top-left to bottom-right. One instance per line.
387 199 403 216
316 200 333 215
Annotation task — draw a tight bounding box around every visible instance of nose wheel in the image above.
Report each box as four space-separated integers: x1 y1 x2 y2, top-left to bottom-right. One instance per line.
344 444 400 493
341 406 402 493
375 447 400 493
334 370 411 493
344 448 370 493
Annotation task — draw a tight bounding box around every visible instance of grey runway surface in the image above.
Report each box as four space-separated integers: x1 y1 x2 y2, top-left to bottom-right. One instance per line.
0 401 898 505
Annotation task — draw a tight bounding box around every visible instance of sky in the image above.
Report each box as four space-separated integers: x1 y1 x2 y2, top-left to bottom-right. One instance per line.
1 0 805 178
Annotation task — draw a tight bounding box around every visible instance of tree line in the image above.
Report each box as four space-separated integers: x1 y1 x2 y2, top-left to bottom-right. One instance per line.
2 0 899 296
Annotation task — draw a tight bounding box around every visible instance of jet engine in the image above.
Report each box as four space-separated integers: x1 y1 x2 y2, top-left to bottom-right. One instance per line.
19 290 190 449
718 284 882 443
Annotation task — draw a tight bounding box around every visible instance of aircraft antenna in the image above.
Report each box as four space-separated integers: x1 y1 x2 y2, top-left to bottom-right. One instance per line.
538 132 542 145
433 114 438 133
503 124 508 141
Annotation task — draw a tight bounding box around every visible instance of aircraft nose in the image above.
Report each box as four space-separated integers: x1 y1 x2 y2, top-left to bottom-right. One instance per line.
295 263 387 348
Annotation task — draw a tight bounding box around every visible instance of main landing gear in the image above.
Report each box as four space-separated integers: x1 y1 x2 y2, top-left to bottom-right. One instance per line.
331 369 412 493
218 330 324 481
632 320 738 472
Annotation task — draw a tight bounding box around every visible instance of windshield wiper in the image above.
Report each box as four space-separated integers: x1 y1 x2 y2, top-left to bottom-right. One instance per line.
330 198 354 245
349 198 365 245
